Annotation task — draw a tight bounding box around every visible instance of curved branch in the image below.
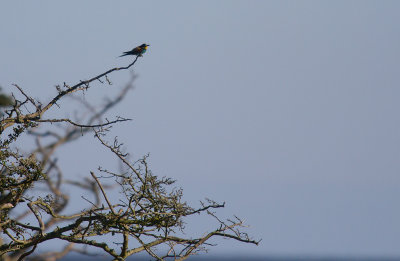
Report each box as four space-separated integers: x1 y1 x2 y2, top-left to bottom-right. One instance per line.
1 56 139 132
35 117 131 128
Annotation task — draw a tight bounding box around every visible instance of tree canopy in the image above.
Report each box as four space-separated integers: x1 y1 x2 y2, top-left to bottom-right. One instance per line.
0 56 259 261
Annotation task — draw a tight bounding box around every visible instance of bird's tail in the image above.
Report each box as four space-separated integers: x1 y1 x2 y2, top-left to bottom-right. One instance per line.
119 53 128 57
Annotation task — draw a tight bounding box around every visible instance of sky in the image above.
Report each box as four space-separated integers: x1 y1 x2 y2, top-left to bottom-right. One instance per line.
1 0 400 258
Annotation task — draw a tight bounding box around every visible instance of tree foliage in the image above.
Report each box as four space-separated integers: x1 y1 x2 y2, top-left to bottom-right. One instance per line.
0 56 259 260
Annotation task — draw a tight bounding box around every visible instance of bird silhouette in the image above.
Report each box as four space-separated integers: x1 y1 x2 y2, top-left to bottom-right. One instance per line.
119 43 150 57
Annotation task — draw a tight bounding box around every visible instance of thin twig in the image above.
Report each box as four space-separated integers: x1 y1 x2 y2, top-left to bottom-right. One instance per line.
90 171 116 215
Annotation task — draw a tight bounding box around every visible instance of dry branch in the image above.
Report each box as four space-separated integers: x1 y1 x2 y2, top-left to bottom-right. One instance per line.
0 55 259 261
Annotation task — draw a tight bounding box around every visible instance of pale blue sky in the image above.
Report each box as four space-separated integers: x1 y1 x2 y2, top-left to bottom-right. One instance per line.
1 1 400 258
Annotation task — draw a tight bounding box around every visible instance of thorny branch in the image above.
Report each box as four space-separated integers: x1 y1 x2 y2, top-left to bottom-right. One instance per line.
0 55 259 260
0 56 139 133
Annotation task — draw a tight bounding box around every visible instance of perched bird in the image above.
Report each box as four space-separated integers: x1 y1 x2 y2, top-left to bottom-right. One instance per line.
119 43 150 57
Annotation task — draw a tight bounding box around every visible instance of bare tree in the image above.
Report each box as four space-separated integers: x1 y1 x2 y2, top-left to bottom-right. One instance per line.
0 55 259 261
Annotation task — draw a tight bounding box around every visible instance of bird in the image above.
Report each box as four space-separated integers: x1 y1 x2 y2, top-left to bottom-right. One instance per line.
119 43 150 57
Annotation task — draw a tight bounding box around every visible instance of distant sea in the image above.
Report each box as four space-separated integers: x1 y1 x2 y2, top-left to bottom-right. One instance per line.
59 254 400 261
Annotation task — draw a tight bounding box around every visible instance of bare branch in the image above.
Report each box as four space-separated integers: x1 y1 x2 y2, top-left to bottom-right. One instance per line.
90 171 116 215
0 53 259 260
35 117 131 128
1 56 139 132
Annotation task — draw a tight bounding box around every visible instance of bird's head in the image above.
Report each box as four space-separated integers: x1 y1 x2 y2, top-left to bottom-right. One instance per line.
141 43 150 49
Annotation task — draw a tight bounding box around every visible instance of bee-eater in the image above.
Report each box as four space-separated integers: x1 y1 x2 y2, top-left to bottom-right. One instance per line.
119 43 150 57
